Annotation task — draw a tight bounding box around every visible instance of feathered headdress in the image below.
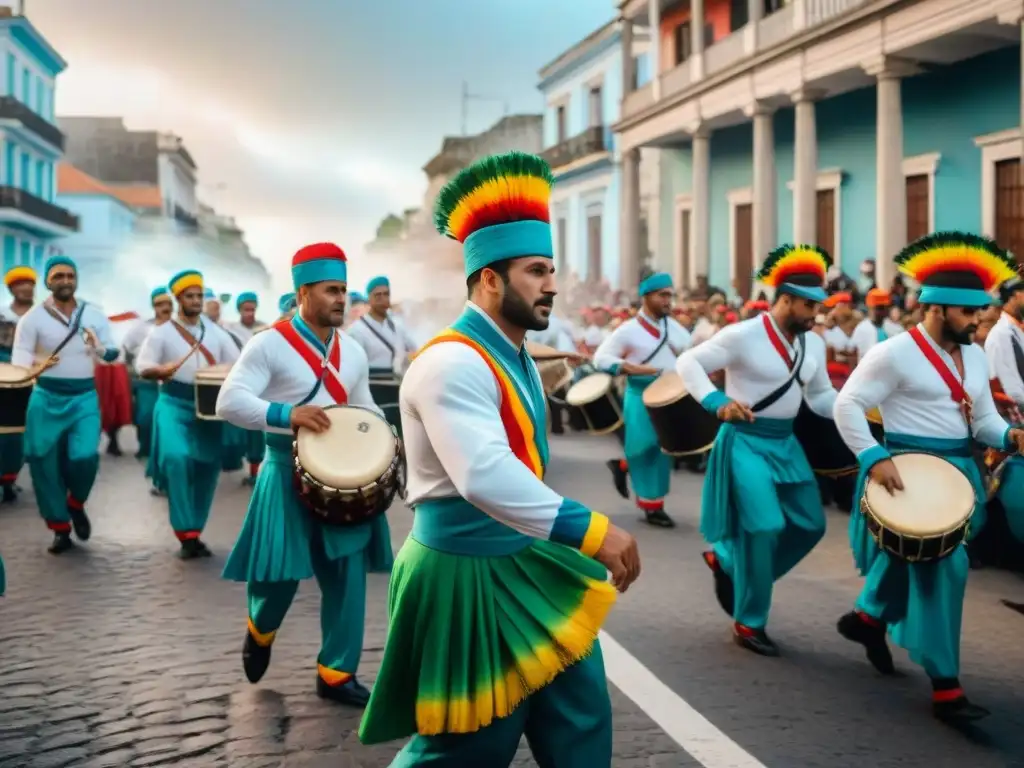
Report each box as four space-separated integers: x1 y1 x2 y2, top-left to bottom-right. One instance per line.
895 232 1015 307
434 151 555 277
755 245 832 302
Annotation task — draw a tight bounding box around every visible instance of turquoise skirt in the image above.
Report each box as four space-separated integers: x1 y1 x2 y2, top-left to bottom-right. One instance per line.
133 378 159 427
149 382 223 489
222 433 394 583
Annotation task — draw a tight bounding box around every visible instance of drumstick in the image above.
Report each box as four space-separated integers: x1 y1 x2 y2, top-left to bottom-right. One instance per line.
161 339 203 380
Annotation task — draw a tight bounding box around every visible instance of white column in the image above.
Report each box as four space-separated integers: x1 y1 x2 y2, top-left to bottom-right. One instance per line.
744 0 763 54
620 147 642 293
749 104 777 263
691 0 705 80
621 17 635 99
792 89 819 245
865 57 918 289
648 0 661 101
692 128 711 285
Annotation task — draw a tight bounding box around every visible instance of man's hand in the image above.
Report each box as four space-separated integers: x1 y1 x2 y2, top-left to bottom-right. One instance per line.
716 401 755 423
593 523 641 593
567 353 590 366
290 404 331 433
1009 428 1024 455
620 362 660 376
868 459 905 495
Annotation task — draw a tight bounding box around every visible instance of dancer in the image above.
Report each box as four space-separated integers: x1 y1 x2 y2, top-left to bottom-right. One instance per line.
594 271 691 527
121 287 174 462
218 242 392 706
0 264 35 502
221 291 267 485
833 232 1024 723
11 256 118 553
851 288 903 356
359 151 636 766
136 270 239 557
676 245 837 656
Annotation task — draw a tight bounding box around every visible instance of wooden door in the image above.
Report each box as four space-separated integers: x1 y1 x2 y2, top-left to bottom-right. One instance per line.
815 189 835 259
734 203 753 300
677 208 692 288
905 174 929 244
586 214 602 282
996 158 1024 265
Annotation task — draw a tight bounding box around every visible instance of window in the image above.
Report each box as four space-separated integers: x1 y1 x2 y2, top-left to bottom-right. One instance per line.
730 0 749 31
674 22 692 65
905 175 930 243
19 239 30 266
704 23 715 48
556 217 567 273
587 213 602 282
816 189 835 258
674 196 693 287
588 86 602 128
2 236 14 274
995 158 1024 264
556 105 566 143
20 68 28 102
765 0 788 13
631 56 642 90
5 54 14 97
4 144 14 184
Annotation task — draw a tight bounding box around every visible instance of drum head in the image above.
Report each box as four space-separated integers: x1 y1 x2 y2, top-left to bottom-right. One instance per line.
0 362 30 384
565 372 613 406
196 363 232 382
526 341 567 361
865 452 975 535
296 406 396 489
642 371 687 407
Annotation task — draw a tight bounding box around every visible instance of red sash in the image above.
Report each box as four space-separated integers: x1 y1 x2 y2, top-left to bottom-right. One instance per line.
762 313 794 369
908 326 970 423
273 319 347 404
636 315 660 339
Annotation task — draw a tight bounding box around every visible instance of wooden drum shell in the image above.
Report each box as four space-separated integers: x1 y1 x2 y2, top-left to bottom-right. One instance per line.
795 403 885 476
564 373 623 435
642 374 721 456
0 364 33 434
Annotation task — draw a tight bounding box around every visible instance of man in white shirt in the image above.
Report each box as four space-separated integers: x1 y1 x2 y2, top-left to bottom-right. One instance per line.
203 288 221 323
11 255 118 553
121 286 174 462
221 290 268 485
676 246 837 657
347 275 418 438
594 272 691 527
218 242 392 708
1 264 36 503
136 269 239 558
833 232 1024 724
527 311 578 434
851 288 903 356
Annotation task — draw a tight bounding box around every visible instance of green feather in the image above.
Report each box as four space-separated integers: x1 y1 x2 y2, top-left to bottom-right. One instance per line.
755 244 832 281
433 151 554 239
894 231 1013 268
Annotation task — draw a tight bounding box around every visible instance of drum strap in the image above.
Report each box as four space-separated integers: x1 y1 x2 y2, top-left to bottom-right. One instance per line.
41 300 88 359
274 320 348 406
639 317 669 365
751 317 806 413
359 315 396 365
1010 334 1024 391
170 320 216 366
908 326 971 425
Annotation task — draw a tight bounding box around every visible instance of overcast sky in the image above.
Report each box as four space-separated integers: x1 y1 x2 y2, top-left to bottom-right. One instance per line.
28 0 614 293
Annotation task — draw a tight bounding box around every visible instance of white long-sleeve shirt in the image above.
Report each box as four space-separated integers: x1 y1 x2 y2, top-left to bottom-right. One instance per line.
135 317 239 384
675 313 837 420
824 325 858 354
985 312 1024 406
221 320 266 350
593 312 692 374
526 314 576 353
851 317 904 358
834 325 1009 461
11 300 117 378
347 312 418 373
216 323 378 433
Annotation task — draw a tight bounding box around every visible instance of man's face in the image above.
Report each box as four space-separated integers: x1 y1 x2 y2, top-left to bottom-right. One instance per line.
46 267 76 301
153 298 173 321
1008 292 1024 321
302 280 347 328
179 287 204 318
781 295 819 334
833 301 852 322
870 304 889 323
204 300 221 322
497 257 555 332
239 301 257 325
10 279 33 303
643 288 673 319
942 306 983 344
369 286 390 314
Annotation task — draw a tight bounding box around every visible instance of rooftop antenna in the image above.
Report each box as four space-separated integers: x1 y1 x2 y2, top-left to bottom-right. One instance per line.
460 81 509 135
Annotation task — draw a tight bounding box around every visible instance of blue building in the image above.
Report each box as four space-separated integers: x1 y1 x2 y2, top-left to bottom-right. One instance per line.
0 11 76 280
538 20 653 291
613 0 1024 299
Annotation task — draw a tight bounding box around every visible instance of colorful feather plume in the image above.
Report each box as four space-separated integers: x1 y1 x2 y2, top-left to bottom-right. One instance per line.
434 151 554 242
895 232 1016 291
755 245 832 287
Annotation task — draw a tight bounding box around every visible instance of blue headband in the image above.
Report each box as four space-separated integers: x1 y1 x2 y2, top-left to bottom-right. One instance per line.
367 276 389 294
777 282 827 302
291 258 347 290
463 220 553 277
150 286 170 303
918 285 994 307
236 291 258 309
44 255 76 279
349 291 367 305
639 272 673 296
278 292 297 314
203 287 217 301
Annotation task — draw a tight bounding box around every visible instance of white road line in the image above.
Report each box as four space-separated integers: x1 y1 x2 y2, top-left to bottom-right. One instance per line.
600 630 768 768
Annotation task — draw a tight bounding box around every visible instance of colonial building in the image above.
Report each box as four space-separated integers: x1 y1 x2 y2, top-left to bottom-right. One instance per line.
0 8 77 280
614 0 1024 298
539 20 660 290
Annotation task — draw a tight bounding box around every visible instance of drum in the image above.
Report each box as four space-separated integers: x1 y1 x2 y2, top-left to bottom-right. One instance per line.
860 452 975 562
537 358 573 398
293 404 403 525
0 362 33 434
795 403 885 476
194 363 232 420
564 372 623 435
642 371 720 456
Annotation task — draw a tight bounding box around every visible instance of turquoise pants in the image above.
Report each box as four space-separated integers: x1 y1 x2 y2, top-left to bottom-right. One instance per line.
0 433 23 487
623 376 671 504
133 379 159 458
997 455 1024 542
248 546 367 676
392 641 612 767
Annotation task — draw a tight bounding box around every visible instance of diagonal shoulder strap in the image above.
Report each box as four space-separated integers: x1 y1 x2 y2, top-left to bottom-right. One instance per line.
170 320 215 366
751 336 806 413
359 315 396 363
639 317 669 366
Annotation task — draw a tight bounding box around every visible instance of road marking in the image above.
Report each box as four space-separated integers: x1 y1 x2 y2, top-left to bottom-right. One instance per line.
600 630 768 768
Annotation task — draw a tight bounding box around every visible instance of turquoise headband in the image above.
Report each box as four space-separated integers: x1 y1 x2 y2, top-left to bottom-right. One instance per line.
917 285 993 307
367 276 389 294
278 292 297 314
463 220 553 278
292 259 347 290
349 291 367 305
639 272 672 296
236 291 258 309
44 255 76 278
150 286 170 303
777 283 827 302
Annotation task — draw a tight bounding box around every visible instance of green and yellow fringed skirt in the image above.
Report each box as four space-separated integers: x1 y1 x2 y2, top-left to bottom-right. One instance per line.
358 537 616 745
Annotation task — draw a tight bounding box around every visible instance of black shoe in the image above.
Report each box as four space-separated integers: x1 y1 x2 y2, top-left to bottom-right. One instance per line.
149 486 165 497
641 508 675 528
68 506 91 541
605 459 629 500
733 626 779 656
316 675 371 707
837 611 896 675
106 433 122 457
1002 599 1024 617
242 475 257 487
48 532 74 554
934 696 990 725
178 539 202 559
702 550 735 618
1 484 16 504
242 631 273 683
194 539 213 557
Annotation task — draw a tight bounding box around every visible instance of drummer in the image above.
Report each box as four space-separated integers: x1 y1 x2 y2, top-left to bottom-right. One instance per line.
277 292 297 321
0 265 36 503
121 287 174 464
135 269 239 558
832 232 1024 724
851 288 903 356
527 309 579 435
217 242 392 707
221 291 267 486
11 256 118 553
203 288 221 323
676 245 837 656
594 272 691 527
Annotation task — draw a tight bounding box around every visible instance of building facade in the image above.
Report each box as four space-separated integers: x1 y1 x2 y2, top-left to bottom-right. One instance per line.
614 0 1024 298
539 20 660 291
0 9 77 280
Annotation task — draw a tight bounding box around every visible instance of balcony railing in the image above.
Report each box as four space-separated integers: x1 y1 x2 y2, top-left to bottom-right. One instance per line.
0 186 78 230
0 96 64 150
173 204 199 229
541 125 608 170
